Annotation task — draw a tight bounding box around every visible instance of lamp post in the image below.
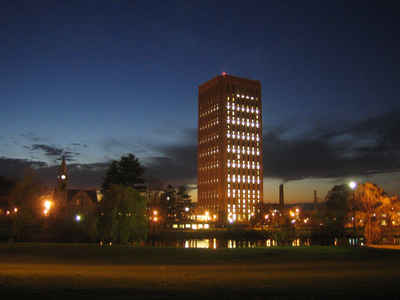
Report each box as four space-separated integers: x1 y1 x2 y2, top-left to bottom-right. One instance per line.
349 181 357 239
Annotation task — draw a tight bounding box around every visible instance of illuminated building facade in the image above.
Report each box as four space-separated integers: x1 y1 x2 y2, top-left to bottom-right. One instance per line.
198 74 263 223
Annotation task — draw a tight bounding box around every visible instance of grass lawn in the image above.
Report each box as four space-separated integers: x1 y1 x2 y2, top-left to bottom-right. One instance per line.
0 243 399 299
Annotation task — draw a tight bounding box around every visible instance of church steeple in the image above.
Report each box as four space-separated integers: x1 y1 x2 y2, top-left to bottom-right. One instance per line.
57 155 68 191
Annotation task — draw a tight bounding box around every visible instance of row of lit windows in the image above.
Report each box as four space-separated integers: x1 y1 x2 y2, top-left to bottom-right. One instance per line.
228 203 257 209
227 145 260 156
199 134 219 145
228 198 260 205
227 116 259 128
227 193 261 200
229 94 258 101
227 103 259 114
199 179 219 185
199 147 219 158
199 118 219 130
200 192 219 199
227 175 261 184
227 160 260 169
228 110 259 121
199 104 219 118
228 208 256 214
227 188 260 196
199 162 219 171
227 131 259 141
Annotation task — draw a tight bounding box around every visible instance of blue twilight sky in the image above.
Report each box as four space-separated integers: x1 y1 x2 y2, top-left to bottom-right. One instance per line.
0 1 399 203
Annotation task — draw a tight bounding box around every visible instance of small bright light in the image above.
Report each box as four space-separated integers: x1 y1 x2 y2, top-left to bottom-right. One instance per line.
44 200 52 210
14 207 18 213
75 215 81 222
185 207 189 212
349 181 357 190
153 210 158 216
43 209 49 216
61 174 66 180
153 216 158 222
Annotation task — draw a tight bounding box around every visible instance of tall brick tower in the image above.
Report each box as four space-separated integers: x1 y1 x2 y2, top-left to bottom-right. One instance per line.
197 73 263 223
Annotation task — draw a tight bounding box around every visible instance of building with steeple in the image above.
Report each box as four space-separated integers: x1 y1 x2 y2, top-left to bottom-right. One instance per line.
53 156 99 215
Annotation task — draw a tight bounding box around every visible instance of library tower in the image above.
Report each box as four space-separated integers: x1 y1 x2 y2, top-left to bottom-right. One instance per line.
198 74 263 223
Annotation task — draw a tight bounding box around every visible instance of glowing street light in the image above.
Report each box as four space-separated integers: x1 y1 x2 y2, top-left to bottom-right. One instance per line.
75 214 81 222
349 181 357 190
43 200 53 216
348 181 357 234
185 207 189 212
44 200 52 210
153 210 158 216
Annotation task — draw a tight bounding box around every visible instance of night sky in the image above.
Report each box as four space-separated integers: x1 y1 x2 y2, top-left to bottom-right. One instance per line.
1 1 399 203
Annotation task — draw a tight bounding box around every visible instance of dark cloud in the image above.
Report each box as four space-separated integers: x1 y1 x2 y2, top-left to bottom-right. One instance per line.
263 110 400 180
0 157 108 189
144 143 197 186
0 157 47 179
2 110 399 189
144 110 400 185
31 144 63 157
29 144 80 162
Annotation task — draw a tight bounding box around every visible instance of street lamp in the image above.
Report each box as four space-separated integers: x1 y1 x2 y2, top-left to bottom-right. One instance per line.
349 181 357 190
43 200 53 216
349 181 357 237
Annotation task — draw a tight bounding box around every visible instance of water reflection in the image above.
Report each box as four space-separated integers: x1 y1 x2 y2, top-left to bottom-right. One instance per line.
149 238 312 249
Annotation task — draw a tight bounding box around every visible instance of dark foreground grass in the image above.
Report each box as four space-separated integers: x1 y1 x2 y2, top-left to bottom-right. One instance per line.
0 243 399 299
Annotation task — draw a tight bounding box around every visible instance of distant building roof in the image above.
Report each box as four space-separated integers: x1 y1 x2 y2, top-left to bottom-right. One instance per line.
66 189 98 204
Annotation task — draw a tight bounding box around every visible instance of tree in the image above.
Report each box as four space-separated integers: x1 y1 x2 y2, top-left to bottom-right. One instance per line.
98 185 148 244
355 182 387 244
8 168 46 241
323 185 352 241
102 154 144 191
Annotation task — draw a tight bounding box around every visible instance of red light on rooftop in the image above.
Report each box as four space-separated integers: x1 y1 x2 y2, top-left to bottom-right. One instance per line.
222 72 227 76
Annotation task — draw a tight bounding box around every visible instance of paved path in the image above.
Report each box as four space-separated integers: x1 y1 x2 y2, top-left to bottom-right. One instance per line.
368 244 400 250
